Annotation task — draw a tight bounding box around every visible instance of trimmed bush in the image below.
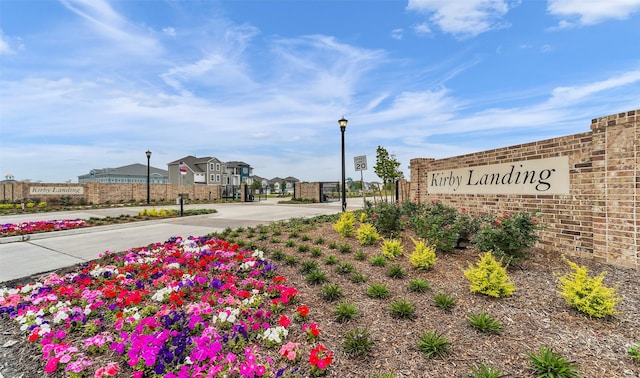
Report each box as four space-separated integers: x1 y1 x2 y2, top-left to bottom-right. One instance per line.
557 257 621 318
463 251 515 298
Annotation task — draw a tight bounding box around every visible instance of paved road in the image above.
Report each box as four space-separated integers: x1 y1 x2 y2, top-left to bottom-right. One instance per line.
0 198 366 283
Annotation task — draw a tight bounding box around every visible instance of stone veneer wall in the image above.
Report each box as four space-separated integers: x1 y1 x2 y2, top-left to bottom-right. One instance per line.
0 182 223 205
294 182 321 202
409 110 639 269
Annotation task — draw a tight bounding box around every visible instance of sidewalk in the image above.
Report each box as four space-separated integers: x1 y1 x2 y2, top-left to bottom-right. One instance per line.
0 198 364 284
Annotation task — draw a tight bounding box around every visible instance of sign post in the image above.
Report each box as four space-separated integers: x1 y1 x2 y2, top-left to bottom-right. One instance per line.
354 155 367 206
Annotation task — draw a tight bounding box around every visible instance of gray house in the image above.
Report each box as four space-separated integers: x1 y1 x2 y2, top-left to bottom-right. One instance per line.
78 164 168 184
167 156 226 186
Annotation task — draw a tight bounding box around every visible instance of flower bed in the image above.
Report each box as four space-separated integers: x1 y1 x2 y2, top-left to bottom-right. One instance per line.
0 236 332 377
0 220 88 237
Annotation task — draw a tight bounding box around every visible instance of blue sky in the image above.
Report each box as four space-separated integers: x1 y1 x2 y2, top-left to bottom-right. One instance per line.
1 0 639 184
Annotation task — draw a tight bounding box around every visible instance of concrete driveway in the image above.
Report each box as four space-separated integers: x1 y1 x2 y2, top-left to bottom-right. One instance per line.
0 198 365 283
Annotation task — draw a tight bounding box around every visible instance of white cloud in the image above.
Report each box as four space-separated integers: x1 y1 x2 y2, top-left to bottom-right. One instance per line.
406 0 512 38
548 0 640 27
0 30 15 55
412 22 432 35
547 70 640 106
391 28 404 40
162 27 176 37
59 0 160 55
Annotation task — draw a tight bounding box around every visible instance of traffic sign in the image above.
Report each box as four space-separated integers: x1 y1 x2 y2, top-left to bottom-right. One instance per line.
354 155 367 171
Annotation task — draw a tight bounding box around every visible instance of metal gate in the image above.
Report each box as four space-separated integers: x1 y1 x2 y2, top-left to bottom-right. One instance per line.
319 182 340 203
222 185 240 199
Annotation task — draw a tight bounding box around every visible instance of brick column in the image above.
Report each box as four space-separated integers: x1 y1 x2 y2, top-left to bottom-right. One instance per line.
590 110 639 268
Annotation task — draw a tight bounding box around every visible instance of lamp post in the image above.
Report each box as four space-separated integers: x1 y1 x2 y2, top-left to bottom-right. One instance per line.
338 117 348 212
146 150 152 204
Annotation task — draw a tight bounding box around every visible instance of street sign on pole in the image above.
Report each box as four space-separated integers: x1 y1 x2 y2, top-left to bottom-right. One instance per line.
354 155 367 171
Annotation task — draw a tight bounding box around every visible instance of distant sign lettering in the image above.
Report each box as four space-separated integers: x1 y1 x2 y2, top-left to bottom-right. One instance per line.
30 187 84 195
427 156 570 195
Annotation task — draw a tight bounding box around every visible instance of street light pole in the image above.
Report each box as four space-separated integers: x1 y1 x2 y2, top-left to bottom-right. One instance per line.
338 117 348 212
146 150 152 204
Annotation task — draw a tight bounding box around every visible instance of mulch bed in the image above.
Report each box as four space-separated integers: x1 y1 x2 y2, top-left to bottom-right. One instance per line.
1 222 639 377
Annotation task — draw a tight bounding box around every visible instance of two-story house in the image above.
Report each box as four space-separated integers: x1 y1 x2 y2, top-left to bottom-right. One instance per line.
167 156 225 186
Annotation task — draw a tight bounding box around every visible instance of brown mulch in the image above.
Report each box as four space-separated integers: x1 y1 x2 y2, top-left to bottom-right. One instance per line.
1 222 639 378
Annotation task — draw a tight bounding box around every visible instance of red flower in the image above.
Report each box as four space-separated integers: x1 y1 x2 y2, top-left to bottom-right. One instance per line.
296 305 309 318
278 315 291 327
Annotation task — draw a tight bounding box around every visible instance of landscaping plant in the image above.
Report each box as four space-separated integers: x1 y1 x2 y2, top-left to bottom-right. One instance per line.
409 237 437 270
557 257 621 318
343 327 374 356
464 251 515 298
417 330 451 358
381 238 403 259
528 346 579 378
471 211 542 262
357 222 381 245
333 211 356 237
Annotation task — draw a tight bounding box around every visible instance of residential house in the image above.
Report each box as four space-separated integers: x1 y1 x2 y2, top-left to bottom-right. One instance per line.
223 161 253 186
78 164 168 184
167 156 225 186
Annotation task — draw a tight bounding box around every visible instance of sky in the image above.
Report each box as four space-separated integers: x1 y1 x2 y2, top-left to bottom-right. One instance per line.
1 0 639 184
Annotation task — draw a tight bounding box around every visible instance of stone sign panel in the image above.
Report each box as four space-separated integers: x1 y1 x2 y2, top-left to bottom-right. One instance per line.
29 186 84 195
427 156 570 195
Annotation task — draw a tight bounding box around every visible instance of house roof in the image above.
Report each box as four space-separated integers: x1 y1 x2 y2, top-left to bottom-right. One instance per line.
86 164 167 177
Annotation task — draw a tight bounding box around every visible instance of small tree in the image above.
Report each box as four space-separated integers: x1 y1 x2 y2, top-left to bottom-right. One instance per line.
374 146 403 202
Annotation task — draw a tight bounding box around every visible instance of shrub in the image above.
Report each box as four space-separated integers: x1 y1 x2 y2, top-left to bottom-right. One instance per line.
386 264 407 279
557 257 621 318
471 211 542 262
321 283 343 302
409 238 437 270
350 272 368 283
366 283 390 299
467 364 503 378
338 243 352 254
334 301 359 323
381 238 403 259
299 260 319 274
343 327 374 356
417 330 451 358
357 223 381 245
370 255 388 267
412 214 459 253
467 311 503 334
408 278 430 293
527 346 579 377
284 255 298 266
628 342 640 364
335 262 355 275
333 211 356 237
324 255 339 265
389 298 416 319
463 251 515 298
305 270 328 285
434 292 457 311
314 237 325 245
310 247 323 257
366 200 403 238
354 250 367 260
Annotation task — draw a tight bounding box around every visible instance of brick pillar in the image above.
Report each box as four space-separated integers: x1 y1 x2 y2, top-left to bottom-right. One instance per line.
590 110 639 269
409 158 435 202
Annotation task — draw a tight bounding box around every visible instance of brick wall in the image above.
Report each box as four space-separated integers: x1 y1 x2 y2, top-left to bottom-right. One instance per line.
294 182 321 202
0 182 223 204
409 110 639 269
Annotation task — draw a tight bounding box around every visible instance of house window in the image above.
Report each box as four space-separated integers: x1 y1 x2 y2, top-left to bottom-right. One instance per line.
210 163 214 170
216 163 220 171
210 174 215 181
216 174 221 182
